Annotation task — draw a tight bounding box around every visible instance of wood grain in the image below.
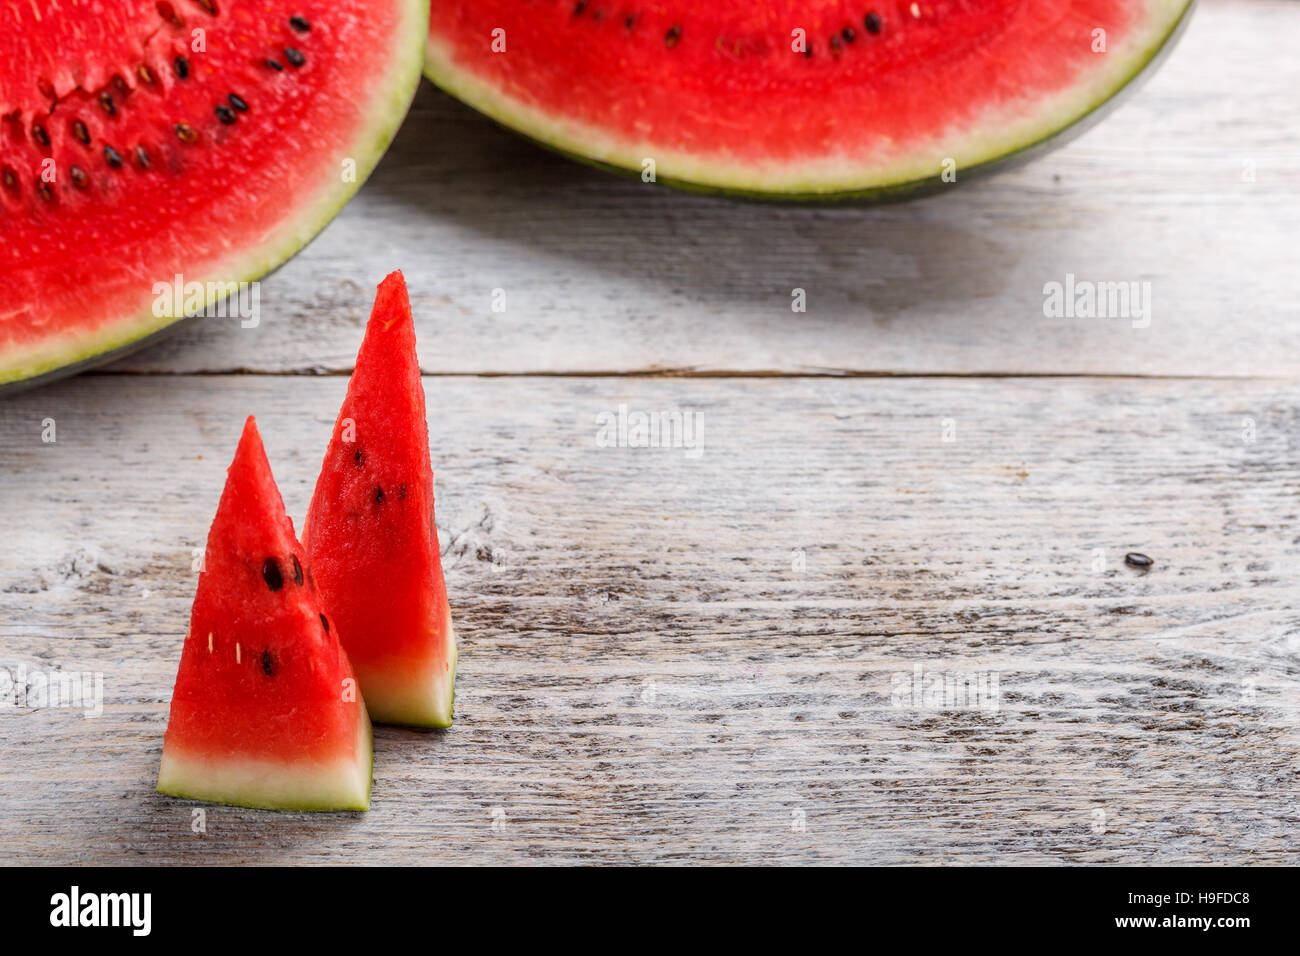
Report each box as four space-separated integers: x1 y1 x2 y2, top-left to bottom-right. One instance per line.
1 375 1297 864
96 0 1300 380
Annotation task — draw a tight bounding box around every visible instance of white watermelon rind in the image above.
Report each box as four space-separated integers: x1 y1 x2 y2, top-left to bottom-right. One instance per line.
352 610 458 730
424 0 1196 201
0 0 430 393
156 706 373 812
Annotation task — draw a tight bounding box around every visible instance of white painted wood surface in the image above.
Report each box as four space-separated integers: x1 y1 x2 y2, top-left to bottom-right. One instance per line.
2 0 1298 864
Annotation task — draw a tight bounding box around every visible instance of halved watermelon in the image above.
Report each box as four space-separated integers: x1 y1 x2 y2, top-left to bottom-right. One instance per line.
425 0 1195 198
0 0 427 389
303 272 458 728
158 417 372 811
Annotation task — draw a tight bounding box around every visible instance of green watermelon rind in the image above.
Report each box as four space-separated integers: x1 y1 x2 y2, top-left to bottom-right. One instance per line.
0 0 430 393
424 0 1196 202
156 708 374 812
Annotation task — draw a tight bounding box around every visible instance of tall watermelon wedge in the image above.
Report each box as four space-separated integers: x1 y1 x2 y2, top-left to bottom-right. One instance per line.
425 0 1196 199
0 0 427 390
303 272 458 729
158 417 372 812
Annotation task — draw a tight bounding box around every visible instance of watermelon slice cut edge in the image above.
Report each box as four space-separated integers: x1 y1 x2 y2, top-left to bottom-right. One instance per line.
0 0 429 391
425 0 1197 199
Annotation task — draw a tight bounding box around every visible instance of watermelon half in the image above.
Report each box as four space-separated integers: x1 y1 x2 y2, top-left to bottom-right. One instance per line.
425 0 1195 199
303 272 458 729
0 0 427 389
158 417 372 812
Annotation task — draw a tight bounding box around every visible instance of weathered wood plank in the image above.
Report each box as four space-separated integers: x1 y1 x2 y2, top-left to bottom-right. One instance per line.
99 0 1300 380
1 374 1296 864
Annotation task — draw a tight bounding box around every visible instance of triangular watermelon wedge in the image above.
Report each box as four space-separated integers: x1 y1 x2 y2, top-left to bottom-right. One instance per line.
158 418 372 811
303 272 458 728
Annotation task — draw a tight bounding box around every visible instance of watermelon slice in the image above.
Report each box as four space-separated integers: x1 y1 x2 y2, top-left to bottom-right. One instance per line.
303 272 458 728
158 417 372 811
0 0 427 389
425 0 1195 198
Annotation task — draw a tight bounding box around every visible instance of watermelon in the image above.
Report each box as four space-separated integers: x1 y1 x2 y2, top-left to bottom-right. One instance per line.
158 417 372 811
0 0 427 389
425 0 1195 199
303 272 458 729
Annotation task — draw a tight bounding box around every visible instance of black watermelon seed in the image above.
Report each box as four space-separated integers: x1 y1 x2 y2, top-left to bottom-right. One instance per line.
261 649 274 676
175 122 198 143
157 1 183 27
262 557 284 591
134 145 151 168
1125 552 1154 569
36 180 54 202
103 145 124 169
174 56 190 79
72 120 90 144
70 166 88 189
285 47 306 68
375 486 385 504
289 15 310 32
228 93 248 112
197 0 219 14
865 12 882 34
842 26 856 42
32 124 50 147
665 24 682 47
804 43 813 58
320 613 329 633
99 92 116 115
264 58 284 71
573 1 587 15
353 447 364 467
291 554 303 585
624 14 635 28
1 167 16 192
214 103 236 125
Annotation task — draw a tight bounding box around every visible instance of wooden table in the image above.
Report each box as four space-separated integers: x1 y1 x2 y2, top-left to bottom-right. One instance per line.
3 0 1297 865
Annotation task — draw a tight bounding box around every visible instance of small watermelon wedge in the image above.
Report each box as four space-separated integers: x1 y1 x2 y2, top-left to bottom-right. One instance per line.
158 417 372 811
303 272 458 728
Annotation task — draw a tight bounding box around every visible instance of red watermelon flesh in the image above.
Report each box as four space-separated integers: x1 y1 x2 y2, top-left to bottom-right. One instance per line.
303 272 457 728
158 417 372 811
0 0 427 388
425 0 1195 197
